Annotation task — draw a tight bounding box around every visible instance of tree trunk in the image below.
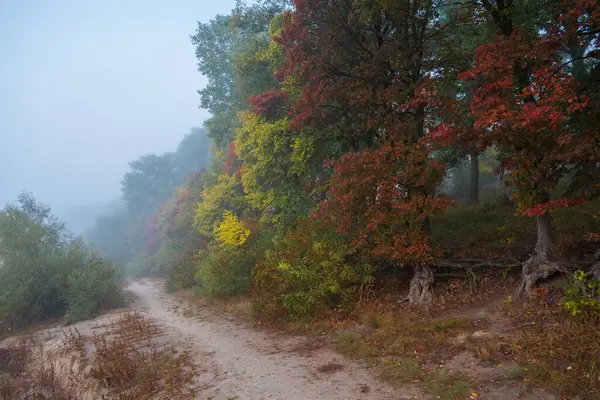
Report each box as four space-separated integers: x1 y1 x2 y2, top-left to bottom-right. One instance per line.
469 151 479 204
590 250 600 279
406 264 434 306
516 212 561 297
423 215 432 237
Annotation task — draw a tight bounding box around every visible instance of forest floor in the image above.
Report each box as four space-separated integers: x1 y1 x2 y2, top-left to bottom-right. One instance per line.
1 277 592 400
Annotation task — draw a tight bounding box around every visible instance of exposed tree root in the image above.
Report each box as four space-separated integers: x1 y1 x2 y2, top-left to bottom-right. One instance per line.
516 212 562 298
405 264 434 306
515 249 562 298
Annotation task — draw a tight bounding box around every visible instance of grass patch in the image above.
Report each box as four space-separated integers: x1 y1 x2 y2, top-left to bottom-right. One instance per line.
335 332 374 358
380 357 472 400
467 291 600 398
0 336 70 399
333 309 475 399
503 365 526 380
432 203 534 253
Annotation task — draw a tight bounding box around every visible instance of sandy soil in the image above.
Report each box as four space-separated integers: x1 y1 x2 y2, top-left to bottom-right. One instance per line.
127 279 423 400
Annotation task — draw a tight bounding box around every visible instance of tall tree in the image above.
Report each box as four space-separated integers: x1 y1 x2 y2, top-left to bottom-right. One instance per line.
175 127 212 182
277 0 475 304
191 0 290 149
121 153 178 215
453 0 598 295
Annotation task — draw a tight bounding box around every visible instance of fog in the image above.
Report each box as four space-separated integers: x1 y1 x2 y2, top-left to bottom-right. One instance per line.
0 0 237 231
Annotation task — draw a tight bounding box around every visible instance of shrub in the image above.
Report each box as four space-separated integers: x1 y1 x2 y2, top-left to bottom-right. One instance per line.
194 244 254 298
125 253 161 277
253 219 369 320
66 258 124 323
166 251 202 293
563 270 600 322
0 194 124 329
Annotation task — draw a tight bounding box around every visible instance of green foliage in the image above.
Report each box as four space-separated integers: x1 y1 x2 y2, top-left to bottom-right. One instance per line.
563 271 600 322
85 204 132 268
171 252 200 291
234 33 279 102
236 113 317 228
432 201 600 256
125 253 161 278
121 153 178 215
66 258 124 324
432 204 534 250
0 193 123 329
253 220 368 320
174 127 212 181
194 245 254 298
193 174 249 238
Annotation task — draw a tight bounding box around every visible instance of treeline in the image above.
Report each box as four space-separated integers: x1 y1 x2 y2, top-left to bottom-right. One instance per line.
0 194 123 329
85 127 212 276
89 0 599 319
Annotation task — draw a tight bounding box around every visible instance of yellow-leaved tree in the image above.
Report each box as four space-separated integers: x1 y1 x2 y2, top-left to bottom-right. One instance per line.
214 210 250 246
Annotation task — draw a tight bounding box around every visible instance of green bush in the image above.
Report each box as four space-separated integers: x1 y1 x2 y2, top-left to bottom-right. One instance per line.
165 251 201 293
0 193 124 329
194 244 254 298
125 253 161 277
563 270 600 322
252 219 369 321
66 258 124 323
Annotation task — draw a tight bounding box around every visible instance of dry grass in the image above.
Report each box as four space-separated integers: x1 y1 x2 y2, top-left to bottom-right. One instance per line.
89 312 195 399
331 307 476 400
0 336 71 400
468 286 600 399
316 362 344 373
61 327 86 355
324 276 600 399
0 312 196 400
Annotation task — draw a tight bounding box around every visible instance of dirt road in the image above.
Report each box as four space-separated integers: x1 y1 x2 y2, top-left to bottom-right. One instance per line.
127 279 421 400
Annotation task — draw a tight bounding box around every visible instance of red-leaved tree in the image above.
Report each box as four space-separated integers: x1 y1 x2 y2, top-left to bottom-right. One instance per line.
317 140 450 304
452 0 597 296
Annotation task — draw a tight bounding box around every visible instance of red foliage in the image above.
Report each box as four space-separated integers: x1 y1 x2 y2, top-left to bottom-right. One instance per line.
248 89 289 120
317 140 450 265
444 3 597 213
523 198 586 217
277 0 431 146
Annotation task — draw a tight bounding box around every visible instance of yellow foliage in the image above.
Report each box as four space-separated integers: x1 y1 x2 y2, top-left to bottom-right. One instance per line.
214 210 250 246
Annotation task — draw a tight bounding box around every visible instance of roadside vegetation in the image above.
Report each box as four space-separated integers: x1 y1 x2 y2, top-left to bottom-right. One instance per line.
0 312 195 399
0 193 123 332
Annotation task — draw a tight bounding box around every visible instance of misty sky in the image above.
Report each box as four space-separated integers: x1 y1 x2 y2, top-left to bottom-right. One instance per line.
0 0 237 210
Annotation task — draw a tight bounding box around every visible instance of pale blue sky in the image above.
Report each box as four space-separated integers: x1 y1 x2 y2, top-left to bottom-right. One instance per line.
0 0 237 211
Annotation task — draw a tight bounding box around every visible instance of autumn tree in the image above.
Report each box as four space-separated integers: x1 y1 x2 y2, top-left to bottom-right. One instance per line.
236 112 320 229
277 0 474 304
449 0 598 295
318 141 450 304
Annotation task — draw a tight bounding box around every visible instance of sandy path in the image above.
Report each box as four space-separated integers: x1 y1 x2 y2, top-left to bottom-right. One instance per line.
127 279 421 400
